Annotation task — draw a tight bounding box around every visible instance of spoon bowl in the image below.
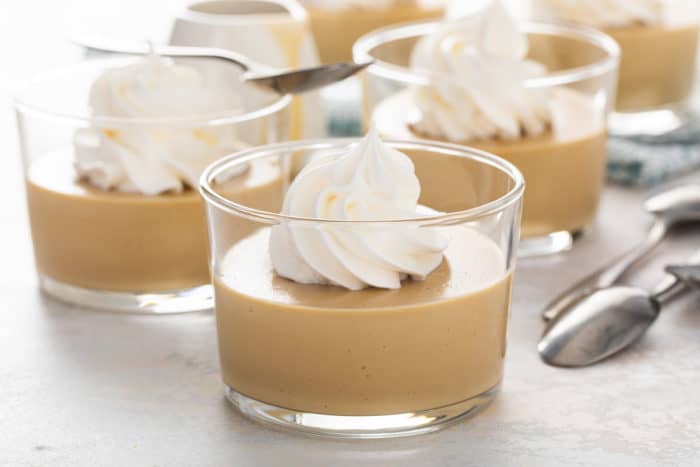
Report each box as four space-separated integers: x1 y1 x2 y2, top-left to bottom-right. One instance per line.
538 286 660 367
644 184 700 224
539 250 700 368
244 61 372 94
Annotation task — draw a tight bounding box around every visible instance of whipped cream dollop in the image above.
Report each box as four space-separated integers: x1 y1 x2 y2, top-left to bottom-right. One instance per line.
74 54 246 195
534 0 665 28
269 127 448 290
410 0 552 142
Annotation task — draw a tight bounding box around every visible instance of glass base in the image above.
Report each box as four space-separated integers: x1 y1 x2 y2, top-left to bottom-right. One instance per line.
518 230 583 258
608 107 688 137
225 384 500 439
39 275 213 314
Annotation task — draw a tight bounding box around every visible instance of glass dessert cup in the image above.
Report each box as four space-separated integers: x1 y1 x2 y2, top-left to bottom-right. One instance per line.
15 57 291 313
200 138 524 438
300 0 445 63
531 0 699 136
355 21 620 257
170 0 326 140
605 21 698 135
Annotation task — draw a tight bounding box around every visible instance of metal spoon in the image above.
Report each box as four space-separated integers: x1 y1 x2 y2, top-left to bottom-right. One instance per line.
74 38 371 95
538 250 700 368
542 184 700 322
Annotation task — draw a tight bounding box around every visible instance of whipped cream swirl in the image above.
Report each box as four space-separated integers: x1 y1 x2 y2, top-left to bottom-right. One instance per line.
74 54 246 195
410 0 551 142
534 0 665 28
269 127 448 290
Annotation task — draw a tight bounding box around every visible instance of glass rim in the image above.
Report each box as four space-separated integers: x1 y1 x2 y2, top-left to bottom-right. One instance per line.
353 20 621 88
12 57 293 127
179 0 310 23
199 138 525 226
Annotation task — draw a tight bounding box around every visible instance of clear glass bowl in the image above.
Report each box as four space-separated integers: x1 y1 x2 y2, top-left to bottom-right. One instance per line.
200 138 524 438
531 0 699 136
354 21 620 257
300 0 445 63
15 57 291 313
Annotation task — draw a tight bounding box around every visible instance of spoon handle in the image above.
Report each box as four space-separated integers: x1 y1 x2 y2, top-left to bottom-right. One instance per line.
655 250 700 301
74 37 258 73
542 219 668 321
651 274 685 303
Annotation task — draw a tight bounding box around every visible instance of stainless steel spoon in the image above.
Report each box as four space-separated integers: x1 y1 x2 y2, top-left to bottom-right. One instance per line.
538 250 700 368
542 184 700 322
74 38 371 95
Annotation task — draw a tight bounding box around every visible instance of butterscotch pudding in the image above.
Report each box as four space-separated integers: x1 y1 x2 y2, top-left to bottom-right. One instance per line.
15 56 290 312
201 130 524 437
301 0 444 63
355 1 620 256
26 151 283 293
534 0 699 112
374 89 606 240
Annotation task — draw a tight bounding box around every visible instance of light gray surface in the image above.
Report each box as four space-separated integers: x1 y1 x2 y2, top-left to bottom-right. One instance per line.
3 2 700 466
4 172 700 467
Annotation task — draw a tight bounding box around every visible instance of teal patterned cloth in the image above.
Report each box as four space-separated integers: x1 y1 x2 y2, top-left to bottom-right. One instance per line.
607 114 700 186
325 80 700 186
323 80 364 138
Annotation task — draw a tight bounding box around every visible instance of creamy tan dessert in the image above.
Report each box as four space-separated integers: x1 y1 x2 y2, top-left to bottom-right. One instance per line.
534 0 699 111
371 1 607 238
374 89 606 238
607 23 698 110
27 152 282 292
303 0 444 63
215 228 510 415
25 55 285 294
213 129 514 416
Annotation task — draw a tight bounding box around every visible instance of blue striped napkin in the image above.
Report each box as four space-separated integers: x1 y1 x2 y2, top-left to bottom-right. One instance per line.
607 114 700 186
322 79 364 137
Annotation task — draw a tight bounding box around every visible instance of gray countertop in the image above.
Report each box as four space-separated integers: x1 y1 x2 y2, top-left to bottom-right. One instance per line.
7 182 700 467
3 2 700 466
